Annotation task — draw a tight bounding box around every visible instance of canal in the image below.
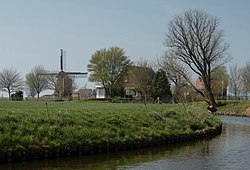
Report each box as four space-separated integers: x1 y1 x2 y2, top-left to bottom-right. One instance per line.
1 116 250 170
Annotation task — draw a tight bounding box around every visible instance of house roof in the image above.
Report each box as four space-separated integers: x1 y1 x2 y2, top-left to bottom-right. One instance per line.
121 65 155 89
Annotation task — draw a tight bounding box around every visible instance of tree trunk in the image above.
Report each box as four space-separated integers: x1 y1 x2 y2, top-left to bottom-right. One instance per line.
207 91 217 106
8 91 11 101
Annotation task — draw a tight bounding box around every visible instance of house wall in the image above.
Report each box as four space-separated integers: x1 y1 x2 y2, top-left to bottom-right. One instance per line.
96 87 105 99
120 66 155 99
196 78 205 91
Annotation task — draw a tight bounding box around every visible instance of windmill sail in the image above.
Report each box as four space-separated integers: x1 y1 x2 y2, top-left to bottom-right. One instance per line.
42 49 88 99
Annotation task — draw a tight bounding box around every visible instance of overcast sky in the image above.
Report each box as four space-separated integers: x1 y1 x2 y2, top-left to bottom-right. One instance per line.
0 0 250 96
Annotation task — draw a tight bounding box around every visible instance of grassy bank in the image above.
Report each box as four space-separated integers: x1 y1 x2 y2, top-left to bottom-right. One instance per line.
183 100 250 116
216 100 250 116
0 100 222 162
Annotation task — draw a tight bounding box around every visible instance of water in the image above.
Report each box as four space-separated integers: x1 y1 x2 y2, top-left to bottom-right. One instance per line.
1 116 250 170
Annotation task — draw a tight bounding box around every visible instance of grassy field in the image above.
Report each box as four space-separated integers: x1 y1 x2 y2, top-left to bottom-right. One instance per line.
0 100 225 159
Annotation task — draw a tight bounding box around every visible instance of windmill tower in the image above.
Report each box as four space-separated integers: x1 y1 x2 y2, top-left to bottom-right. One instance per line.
47 49 87 100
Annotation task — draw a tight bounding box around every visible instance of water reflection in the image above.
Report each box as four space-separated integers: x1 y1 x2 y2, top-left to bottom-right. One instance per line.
1 142 208 170
1 116 250 170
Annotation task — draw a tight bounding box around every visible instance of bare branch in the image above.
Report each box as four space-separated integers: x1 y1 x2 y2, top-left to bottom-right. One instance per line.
164 9 230 106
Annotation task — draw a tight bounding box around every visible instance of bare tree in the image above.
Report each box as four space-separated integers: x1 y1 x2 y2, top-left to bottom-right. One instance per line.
240 62 250 99
0 68 23 100
47 73 78 100
164 9 230 106
133 63 155 103
26 88 36 98
25 65 49 101
157 54 191 102
211 66 228 99
136 57 155 69
47 75 60 96
228 64 242 99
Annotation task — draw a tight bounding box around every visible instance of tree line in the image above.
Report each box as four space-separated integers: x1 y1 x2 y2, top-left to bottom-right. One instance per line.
0 66 53 100
228 64 250 99
0 60 173 103
87 9 250 107
87 46 172 103
1 10 250 106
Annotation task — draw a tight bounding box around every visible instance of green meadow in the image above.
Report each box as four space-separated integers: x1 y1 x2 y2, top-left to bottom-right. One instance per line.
0 100 223 155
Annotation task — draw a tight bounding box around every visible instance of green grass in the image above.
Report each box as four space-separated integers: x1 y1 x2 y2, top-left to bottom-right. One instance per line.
216 100 250 114
0 100 222 153
180 100 250 115
190 100 250 115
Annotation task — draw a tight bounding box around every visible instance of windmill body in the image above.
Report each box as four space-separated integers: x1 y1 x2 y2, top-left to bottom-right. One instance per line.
46 49 87 100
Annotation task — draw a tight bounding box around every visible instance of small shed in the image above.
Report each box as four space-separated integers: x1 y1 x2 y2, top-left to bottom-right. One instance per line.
95 85 105 99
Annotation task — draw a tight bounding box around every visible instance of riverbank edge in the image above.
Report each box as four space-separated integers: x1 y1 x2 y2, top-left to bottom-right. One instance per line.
214 112 250 117
0 124 222 163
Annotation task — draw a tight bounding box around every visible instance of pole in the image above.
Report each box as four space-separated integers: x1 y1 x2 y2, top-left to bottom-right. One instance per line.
221 80 224 100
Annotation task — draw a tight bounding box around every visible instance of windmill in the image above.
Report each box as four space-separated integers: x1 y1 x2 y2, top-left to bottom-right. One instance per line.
46 49 87 100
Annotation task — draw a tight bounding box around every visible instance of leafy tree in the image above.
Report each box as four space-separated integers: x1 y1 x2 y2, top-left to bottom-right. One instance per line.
152 69 172 103
164 9 230 107
0 68 23 100
87 46 131 98
25 65 48 101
